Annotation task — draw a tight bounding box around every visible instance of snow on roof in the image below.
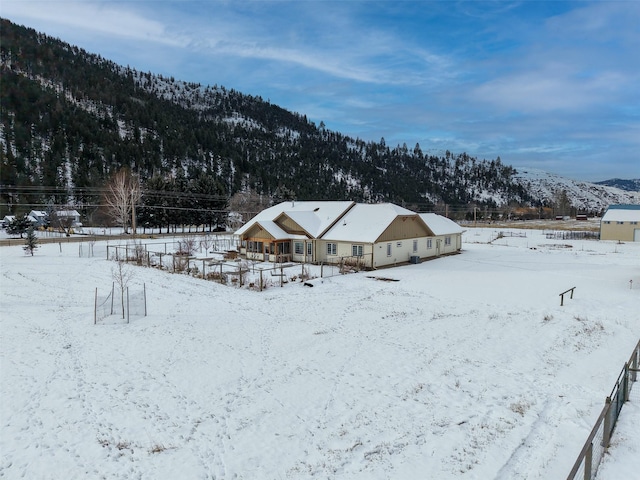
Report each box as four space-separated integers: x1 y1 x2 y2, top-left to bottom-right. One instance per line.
322 203 416 243
602 204 640 222
280 210 322 237
251 220 305 240
418 213 464 236
235 201 355 237
55 210 80 217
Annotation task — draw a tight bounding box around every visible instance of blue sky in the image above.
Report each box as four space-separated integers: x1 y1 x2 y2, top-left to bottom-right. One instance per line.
2 1 639 182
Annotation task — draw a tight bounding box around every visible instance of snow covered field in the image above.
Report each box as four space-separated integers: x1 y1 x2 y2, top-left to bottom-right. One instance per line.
1 228 639 479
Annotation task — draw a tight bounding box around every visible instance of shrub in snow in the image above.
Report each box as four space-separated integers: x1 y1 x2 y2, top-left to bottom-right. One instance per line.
23 227 39 256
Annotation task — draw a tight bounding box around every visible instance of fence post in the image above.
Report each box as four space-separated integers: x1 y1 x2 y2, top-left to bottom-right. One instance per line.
260 270 263 291
602 397 612 448
584 442 592 480
110 282 115 315
622 363 629 403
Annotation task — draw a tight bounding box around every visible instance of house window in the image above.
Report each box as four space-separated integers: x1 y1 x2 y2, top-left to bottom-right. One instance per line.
413 240 418 252
327 243 337 255
248 241 263 253
307 243 313 255
427 239 433 249
278 242 291 255
386 243 392 256
294 242 304 255
352 245 363 257
396 241 402 248
445 236 451 246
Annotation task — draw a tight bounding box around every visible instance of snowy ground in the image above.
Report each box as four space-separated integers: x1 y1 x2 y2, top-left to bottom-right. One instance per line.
1 227 639 479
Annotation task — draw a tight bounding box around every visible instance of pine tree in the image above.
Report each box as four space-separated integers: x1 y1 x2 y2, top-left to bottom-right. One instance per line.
23 227 39 256
7 215 31 238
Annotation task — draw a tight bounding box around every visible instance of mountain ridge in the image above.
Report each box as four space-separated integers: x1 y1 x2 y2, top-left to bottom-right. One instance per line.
0 18 637 222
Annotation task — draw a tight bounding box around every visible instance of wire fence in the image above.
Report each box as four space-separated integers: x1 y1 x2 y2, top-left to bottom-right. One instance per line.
105 237 366 291
94 283 147 324
566 339 640 480
545 231 600 240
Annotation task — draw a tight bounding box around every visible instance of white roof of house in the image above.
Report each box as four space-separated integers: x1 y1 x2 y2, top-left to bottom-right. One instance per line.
235 201 355 237
602 205 640 222
418 213 464 235
29 210 47 217
322 203 416 243
56 210 81 217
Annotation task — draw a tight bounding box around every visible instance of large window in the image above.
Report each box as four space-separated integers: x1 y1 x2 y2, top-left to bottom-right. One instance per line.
386 243 392 256
427 239 433 249
352 245 363 257
327 243 337 255
445 236 451 246
294 242 304 255
248 241 264 253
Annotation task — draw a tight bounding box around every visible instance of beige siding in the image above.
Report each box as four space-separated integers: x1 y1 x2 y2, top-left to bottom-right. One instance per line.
316 240 374 268
600 222 639 242
276 215 306 235
243 224 275 240
377 216 431 243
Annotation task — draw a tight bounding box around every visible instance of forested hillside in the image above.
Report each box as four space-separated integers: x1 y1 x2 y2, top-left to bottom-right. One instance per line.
0 18 568 227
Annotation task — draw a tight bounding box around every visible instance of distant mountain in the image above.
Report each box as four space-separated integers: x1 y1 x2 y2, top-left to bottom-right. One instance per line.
514 169 640 214
594 179 640 192
0 18 637 225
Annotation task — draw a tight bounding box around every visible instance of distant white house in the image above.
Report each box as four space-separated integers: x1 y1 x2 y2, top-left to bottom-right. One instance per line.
600 205 640 242
54 209 82 227
235 201 463 269
1 215 16 228
28 210 48 227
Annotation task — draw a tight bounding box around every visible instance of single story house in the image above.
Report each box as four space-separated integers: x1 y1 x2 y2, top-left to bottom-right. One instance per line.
235 201 464 268
600 205 640 242
28 210 48 227
1 215 16 228
54 209 82 227
235 201 355 263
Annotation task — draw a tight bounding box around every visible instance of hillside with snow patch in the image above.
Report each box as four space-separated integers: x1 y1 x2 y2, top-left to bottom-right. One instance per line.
514 169 640 213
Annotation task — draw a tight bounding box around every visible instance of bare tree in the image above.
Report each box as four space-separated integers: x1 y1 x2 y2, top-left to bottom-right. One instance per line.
112 260 135 319
228 189 270 230
104 169 141 234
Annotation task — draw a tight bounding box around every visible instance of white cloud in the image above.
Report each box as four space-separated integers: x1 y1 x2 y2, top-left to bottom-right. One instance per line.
1 0 188 47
